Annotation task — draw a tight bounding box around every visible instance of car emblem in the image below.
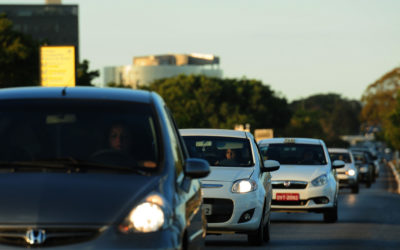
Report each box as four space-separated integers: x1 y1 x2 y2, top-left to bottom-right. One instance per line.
283 181 291 187
25 229 46 245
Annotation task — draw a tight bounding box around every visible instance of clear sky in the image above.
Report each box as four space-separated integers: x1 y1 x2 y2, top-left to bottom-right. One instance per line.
1 0 400 101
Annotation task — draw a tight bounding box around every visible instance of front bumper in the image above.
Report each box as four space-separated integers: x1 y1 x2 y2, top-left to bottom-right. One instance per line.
271 183 335 212
202 181 265 233
337 173 357 187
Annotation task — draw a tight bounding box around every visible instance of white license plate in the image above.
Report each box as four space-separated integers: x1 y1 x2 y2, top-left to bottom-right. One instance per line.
203 204 212 215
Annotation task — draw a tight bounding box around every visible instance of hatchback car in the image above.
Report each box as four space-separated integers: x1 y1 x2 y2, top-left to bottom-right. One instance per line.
351 150 374 188
258 138 344 222
0 87 209 249
328 148 359 193
180 129 280 245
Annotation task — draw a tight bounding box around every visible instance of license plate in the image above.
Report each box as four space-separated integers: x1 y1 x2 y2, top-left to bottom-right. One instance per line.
203 204 212 215
276 193 299 201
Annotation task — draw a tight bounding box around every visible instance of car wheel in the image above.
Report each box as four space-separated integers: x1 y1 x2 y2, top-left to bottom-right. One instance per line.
247 213 264 246
323 203 338 223
263 214 270 243
366 176 372 188
351 182 359 194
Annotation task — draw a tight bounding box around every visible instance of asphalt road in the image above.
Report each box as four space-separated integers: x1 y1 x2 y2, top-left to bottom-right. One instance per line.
205 163 400 249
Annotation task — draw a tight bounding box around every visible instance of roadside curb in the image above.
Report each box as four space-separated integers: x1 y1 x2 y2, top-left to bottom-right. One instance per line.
388 161 400 194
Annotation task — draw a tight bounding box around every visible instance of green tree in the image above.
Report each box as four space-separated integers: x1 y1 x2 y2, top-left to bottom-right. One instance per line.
286 93 361 146
141 74 291 131
0 13 40 87
76 59 100 86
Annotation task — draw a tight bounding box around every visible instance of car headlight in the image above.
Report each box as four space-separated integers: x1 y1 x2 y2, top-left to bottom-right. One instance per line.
232 179 257 193
311 174 328 187
119 194 168 233
360 166 368 173
346 169 356 176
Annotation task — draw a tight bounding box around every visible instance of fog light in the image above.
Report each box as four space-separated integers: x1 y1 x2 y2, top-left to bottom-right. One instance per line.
313 197 329 204
238 208 255 223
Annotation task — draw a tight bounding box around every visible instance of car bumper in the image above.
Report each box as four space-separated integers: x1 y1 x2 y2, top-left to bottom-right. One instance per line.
337 173 357 187
271 184 335 212
202 182 265 233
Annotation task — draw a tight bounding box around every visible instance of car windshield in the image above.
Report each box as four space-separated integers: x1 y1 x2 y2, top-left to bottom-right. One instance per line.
329 152 352 163
259 143 327 165
0 100 160 172
183 136 254 167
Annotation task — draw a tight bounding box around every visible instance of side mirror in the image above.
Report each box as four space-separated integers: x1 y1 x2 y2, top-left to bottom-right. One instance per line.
262 160 280 172
184 158 210 179
332 160 345 169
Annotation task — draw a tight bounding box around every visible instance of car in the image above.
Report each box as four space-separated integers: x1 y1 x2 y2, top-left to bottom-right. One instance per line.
328 148 359 193
258 138 345 223
351 150 374 188
180 129 280 245
350 146 380 180
0 87 210 249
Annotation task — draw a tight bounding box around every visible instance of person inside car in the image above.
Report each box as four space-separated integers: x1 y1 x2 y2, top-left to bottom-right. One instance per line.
219 148 239 166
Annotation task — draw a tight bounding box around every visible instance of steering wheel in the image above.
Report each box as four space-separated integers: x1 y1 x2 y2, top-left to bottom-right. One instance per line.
89 149 136 166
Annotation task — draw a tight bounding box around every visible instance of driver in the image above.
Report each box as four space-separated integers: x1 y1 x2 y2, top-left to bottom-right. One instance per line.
108 123 132 152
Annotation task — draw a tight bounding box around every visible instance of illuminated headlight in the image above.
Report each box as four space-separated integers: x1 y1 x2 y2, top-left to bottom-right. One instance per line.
232 179 257 193
311 174 328 187
346 169 356 176
360 166 368 173
119 194 168 233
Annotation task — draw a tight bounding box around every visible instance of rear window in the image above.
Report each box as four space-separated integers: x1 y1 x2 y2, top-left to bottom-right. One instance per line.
259 143 327 165
183 136 254 167
329 152 352 163
0 99 160 172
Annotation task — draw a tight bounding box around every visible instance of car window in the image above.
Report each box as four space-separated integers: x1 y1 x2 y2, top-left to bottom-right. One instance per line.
0 100 160 172
182 136 253 167
259 143 327 165
164 107 185 175
329 152 352 163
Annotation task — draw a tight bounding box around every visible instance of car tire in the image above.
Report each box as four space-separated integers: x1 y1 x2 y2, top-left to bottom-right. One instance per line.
366 176 372 188
263 214 270 243
247 213 264 246
351 182 359 194
323 203 338 223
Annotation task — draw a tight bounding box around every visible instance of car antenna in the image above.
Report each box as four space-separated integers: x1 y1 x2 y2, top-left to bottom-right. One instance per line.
61 87 67 96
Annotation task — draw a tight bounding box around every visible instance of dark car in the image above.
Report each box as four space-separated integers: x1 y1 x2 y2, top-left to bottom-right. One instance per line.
351 150 374 188
0 87 209 249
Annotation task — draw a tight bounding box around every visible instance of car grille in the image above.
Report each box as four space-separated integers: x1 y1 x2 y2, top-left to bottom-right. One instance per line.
0 225 104 247
271 200 308 206
203 198 234 223
272 181 308 189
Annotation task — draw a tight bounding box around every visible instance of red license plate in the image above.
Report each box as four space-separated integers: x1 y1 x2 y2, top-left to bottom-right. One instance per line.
276 193 299 201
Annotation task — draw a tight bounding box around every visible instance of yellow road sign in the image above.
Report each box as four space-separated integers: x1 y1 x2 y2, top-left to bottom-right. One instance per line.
40 46 75 87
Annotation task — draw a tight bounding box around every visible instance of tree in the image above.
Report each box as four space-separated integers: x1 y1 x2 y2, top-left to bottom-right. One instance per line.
0 14 40 87
286 93 361 146
76 59 100 86
141 74 291 131
361 67 400 148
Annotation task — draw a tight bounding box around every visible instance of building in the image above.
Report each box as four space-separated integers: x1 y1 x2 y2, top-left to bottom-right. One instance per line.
103 53 223 88
0 0 79 61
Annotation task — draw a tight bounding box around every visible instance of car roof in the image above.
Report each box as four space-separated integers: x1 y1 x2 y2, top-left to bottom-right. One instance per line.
0 87 153 103
180 128 249 139
328 148 350 153
258 137 323 145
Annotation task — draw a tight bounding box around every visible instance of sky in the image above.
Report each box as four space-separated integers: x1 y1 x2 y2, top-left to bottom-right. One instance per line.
1 0 400 101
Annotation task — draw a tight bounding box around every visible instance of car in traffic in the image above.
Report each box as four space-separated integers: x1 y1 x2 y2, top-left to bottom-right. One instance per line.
0 87 210 249
180 129 280 245
351 150 374 188
350 146 380 180
328 148 359 193
258 138 344 223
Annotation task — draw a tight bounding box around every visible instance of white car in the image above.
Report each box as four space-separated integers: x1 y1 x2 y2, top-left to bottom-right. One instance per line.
180 129 280 245
258 138 344 222
328 148 359 193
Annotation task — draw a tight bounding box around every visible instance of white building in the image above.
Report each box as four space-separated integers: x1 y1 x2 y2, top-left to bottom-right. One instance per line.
103 53 223 88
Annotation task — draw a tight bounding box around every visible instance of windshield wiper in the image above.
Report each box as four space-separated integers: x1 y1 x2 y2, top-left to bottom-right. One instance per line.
0 158 149 175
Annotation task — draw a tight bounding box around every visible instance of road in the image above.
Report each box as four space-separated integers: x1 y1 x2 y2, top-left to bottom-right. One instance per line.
205 163 400 249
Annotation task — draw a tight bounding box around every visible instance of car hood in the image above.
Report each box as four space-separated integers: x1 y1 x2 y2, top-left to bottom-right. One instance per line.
271 165 328 182
0 173 161 224
201 167 254 182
